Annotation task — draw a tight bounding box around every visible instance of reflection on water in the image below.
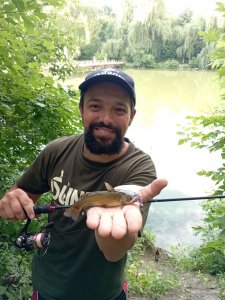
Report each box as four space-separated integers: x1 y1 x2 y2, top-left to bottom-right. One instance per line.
66 69 222 250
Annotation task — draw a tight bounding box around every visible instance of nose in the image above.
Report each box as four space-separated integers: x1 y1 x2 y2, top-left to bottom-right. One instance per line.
99 109 114 126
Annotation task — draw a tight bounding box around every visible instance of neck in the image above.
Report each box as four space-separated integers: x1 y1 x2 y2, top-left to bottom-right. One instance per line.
83 141 129 163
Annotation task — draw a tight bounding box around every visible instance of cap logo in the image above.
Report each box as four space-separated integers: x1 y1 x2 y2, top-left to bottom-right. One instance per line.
90 69 126 82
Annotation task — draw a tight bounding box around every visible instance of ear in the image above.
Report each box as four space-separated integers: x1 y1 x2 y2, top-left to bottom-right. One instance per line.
79 105 84 117
129 109 136 126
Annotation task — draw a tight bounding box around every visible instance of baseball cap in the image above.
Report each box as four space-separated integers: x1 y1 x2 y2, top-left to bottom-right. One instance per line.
79 67 136 106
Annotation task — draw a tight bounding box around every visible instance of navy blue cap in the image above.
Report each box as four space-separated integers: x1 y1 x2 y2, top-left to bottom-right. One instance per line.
79 67 136 106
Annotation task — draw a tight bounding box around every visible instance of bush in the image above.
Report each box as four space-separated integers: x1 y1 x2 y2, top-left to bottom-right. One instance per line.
189 57 200 69
158 59 179 70
131 51 156 68
126 230 179 297
0 241 33 300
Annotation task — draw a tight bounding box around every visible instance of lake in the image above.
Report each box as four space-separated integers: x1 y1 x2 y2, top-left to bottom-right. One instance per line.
65 69 222 250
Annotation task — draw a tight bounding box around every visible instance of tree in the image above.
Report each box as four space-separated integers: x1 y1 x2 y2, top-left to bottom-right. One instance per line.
175 8 193 26
0 0 82 194
144 0 171 59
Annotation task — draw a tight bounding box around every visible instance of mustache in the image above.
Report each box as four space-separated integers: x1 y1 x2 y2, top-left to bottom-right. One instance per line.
91 122 118 131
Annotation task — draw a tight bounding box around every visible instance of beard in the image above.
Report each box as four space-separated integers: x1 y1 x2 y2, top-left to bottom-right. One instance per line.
84 122 124 155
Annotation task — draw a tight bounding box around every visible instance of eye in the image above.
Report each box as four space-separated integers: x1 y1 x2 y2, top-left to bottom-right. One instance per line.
114 107 127 115
88 104 101 112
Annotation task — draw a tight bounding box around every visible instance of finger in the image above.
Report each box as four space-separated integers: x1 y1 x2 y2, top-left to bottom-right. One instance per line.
139 178 168 202
10 199 27 220
111 210 127 239
97 212 113 237
16 190 35 219
124 205 142 233
86 208 101 230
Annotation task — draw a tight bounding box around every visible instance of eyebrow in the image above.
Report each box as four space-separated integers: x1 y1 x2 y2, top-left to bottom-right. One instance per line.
87 98 128 107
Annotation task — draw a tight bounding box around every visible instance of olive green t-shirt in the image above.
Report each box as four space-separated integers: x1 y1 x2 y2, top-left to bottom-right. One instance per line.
17 134 156 300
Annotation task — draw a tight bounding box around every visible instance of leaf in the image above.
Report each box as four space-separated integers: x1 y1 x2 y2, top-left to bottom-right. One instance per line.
0 286 7 294
216 2 225 12
43 40 55 50
35 10 47 20
11 0 25 11
0 46 8 56
36 102 47 108
28 62 38 69
5 17 17 25
178 138 188 145
21 14 34 29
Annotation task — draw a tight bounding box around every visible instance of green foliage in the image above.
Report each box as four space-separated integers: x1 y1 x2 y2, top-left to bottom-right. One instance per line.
131 51 156 68
189 57 200 69
158 59 179 70
0 2 83 298
160 41 179 61
126 230 179 298
217 272 225 299
171 244 225 297
77 0 212 67
0 0 83 194
175 8 193 26
0 241 33 299
101 39 124 60
177 2 225 276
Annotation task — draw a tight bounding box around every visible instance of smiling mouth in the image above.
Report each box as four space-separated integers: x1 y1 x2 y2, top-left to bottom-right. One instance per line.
94 126 115 138
95 126 114 133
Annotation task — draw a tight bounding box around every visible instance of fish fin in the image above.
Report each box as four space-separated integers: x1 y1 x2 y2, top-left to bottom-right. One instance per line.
64 209 79 221
64 209 73 218
104 182 114 191
71 213 79 221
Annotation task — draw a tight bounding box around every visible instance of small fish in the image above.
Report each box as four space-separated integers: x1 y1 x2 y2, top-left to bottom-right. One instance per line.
64 182 141 221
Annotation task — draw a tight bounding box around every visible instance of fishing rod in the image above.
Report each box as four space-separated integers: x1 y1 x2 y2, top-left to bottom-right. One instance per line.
32 195 225 214
15 195 225 252
149 194 225 203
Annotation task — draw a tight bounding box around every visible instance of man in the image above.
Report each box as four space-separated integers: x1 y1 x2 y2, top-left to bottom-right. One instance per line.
0 67 167 300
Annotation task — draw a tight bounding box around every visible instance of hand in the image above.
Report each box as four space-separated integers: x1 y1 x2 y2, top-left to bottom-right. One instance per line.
115 178 168 202
87 203 142 240
87 178 168 238
0 186 36 220
86 178 167 261
87 204 141 261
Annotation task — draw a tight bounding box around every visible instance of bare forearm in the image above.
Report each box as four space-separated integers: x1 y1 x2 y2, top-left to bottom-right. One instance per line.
95 231 138 262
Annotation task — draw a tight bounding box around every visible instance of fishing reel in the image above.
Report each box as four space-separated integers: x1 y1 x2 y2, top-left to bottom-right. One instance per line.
14 204 69 252
15 217 54 252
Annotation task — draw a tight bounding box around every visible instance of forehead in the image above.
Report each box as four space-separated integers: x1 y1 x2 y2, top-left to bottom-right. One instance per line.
84 82 131 103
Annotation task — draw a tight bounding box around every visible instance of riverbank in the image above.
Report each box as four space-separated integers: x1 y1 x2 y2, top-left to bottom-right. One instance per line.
129 246 219 300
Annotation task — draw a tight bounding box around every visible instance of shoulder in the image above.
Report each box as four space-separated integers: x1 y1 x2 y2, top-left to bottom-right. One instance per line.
125 138 153 162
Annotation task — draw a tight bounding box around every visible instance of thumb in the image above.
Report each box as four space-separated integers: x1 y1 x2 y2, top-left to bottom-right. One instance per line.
139 178 168 202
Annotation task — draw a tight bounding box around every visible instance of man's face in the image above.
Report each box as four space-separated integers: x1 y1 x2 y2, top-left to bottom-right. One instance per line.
80 82 136 155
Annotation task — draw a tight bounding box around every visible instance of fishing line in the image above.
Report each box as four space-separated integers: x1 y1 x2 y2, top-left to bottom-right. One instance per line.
149 195 225 203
